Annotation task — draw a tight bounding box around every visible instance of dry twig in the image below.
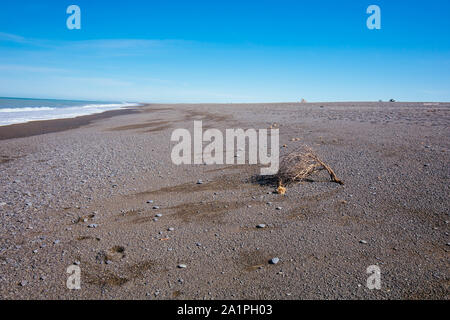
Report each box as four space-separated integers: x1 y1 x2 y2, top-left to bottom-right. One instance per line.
276 145 343 189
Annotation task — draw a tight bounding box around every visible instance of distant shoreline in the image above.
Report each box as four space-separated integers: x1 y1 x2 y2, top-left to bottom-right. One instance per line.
0 106 140 140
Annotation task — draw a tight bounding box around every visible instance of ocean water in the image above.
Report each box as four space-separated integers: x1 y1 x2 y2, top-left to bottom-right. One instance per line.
0 97 140 126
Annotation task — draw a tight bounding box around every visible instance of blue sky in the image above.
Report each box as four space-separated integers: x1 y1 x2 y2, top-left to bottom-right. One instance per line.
0 0 449 102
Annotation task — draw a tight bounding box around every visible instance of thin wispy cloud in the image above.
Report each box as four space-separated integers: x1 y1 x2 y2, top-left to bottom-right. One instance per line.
0 31 192 50
0 32 27 43
0 64 68 73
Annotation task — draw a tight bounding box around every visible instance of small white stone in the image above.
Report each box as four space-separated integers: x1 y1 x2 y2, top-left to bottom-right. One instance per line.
269 258 280 264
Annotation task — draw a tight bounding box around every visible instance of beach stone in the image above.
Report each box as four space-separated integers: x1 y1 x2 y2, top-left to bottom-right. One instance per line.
269 258 280 265
88 224 98 228
256 224 266 229
359 240 368 244
155 214 162 217
152 206 160 210
153 218 158 222
146 200 154 204
276 207 282 210
178 264 187 269
168 227 174 231
53 240 60 245
74 261 80 265
0 202 6 207
197 180 204 185
19 280 28 286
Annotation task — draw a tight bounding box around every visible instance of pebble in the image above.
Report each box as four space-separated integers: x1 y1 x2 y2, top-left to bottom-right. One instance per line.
20 280 28 286
359 240 368 244
152 206 160 210
168 227 174 231
146 200 154 204
155 214 162 217
153 218 158 222
197 180 204 185
53 240 60 245
276 207 282 210
0 202 6 207
88 224 98 228
269 257 280 265
196 243 202 247
74 261 81 265
178 264 187 269
256 224 266 229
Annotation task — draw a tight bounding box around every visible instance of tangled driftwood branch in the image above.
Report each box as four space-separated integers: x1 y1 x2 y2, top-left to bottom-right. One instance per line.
276 145 343 190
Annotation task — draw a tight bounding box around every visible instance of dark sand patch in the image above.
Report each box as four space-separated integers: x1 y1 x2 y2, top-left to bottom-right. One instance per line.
166 200 248 222
237 250 274 272
0 154 25 165
85 260 156 288
108 120 172 131
133 174 251 197
183 110 232 123
76 236 101 241
145 124 173 133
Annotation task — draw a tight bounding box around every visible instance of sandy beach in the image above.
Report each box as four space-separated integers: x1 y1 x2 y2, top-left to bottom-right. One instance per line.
0 102 448 299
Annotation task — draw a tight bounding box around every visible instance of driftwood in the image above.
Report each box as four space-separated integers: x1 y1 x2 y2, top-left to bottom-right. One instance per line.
276 145 343 189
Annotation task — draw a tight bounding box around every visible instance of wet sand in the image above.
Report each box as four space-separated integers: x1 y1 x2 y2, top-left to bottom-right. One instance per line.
0 108 138 140
0 102 448 299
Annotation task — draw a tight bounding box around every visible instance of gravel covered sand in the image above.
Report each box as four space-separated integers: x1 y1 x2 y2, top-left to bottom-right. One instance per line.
0 102 448 299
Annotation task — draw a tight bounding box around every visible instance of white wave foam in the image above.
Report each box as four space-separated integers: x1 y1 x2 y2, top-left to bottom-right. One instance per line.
0 107 55 112
0 102 141 126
